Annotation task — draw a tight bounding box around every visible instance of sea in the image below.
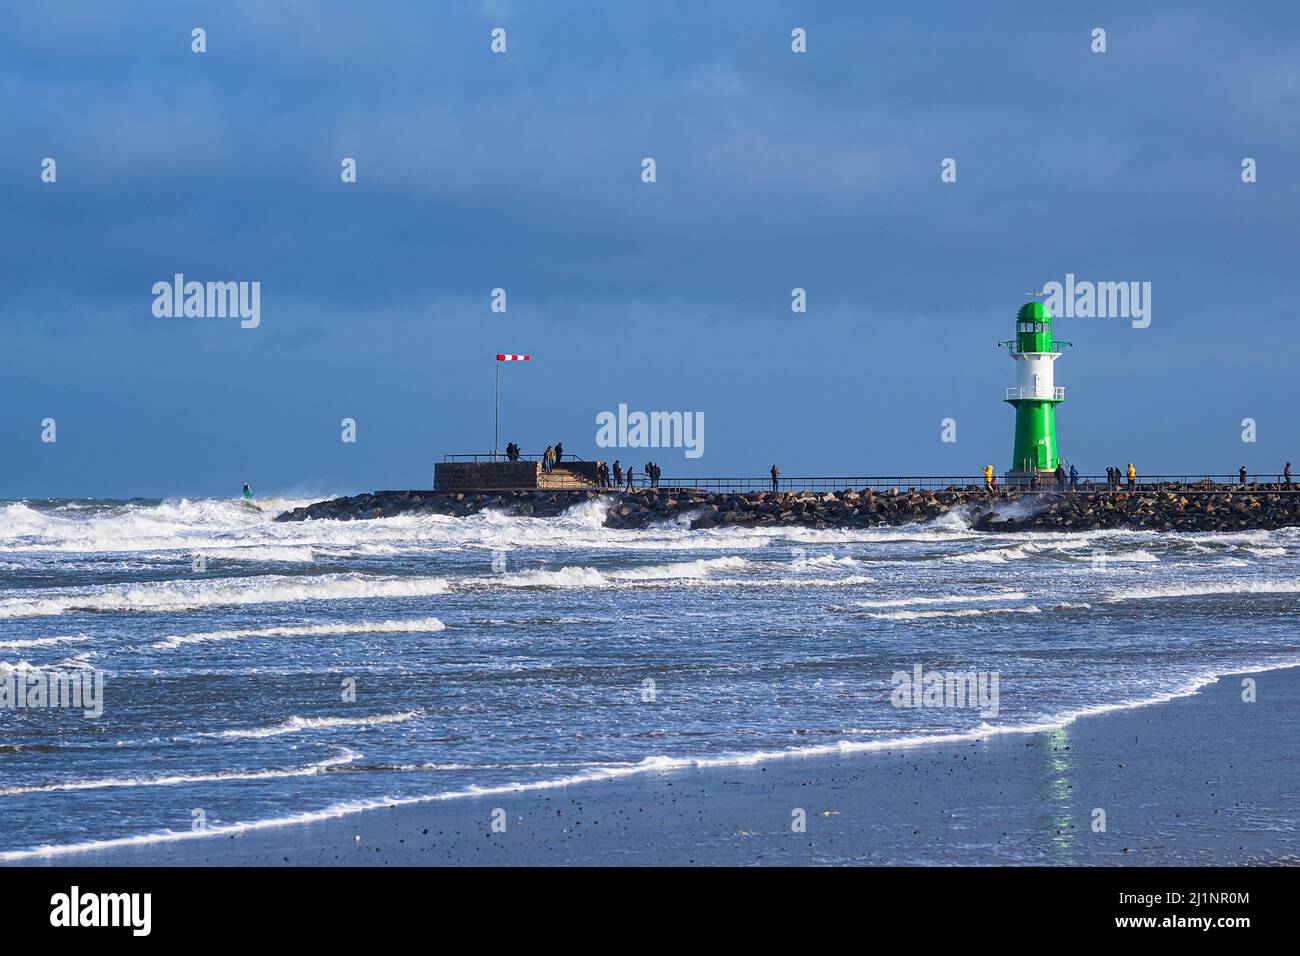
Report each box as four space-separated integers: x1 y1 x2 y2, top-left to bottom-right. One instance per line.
1 495 1297 860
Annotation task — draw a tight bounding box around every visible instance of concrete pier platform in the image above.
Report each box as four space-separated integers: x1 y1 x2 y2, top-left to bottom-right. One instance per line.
434 460 603 491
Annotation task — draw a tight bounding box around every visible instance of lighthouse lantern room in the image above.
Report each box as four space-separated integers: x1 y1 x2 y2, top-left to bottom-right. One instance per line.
999 301 1071 481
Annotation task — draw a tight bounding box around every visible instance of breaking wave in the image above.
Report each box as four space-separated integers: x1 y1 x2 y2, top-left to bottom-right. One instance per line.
852 592 1029 609
0 750 360 797
1105 579 1300 602
861 605 1043 621
199 711 421 740
0 573 451 620
151 617 447 650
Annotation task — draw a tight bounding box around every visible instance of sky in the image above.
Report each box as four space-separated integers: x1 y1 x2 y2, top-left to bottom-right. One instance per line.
2 0 1298 498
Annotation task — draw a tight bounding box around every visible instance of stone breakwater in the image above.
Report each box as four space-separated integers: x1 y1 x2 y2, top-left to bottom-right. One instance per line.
275 486 1300 533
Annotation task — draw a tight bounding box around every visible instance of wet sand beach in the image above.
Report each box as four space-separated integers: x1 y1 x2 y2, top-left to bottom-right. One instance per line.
21 666 1297 867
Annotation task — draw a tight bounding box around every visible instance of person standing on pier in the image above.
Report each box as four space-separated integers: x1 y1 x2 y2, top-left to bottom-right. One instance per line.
1286 463 1293 488
771 465 780 493
555 442 564 465
1069 464 1079 490
1126 463 1136 490
543 446 555 473
1054 463 1066 487
983 464 994 493
613 460 623 489
1240 465 1248 486
625 465 635 491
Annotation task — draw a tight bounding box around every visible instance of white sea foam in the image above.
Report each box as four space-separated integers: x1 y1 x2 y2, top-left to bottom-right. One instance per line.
862 605 1042 621
0 656 94 678
0 498 322 554
1106 579 1300 602
459 556 878 591
151 617 446 650
1104 549 1160 563
0 494 1232 569
0 749 359 797
948 543 1046 563
0 634 90 651
199 711 421 739
466 556 752 589
609 555 750 580
0 573 450 620
2 496 1287 564
0 660 43 675
557 497 614 528
852 592 1029 610
779 522 977 545
791 554 861 570
201 546 319 563
948 538 1150 564
755 574 876 588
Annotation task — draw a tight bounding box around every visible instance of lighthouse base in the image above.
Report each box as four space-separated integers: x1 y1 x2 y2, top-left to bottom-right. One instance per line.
1004 468 1064 488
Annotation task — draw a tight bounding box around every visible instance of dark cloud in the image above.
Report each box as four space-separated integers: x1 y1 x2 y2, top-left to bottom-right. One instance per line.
1 1 1297 496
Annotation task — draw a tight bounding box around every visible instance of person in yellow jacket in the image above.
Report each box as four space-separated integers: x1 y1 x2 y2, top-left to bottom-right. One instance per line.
983 464 995 493
1126 462 1136 491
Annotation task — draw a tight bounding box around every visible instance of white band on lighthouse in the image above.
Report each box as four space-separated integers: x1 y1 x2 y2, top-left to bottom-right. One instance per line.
1014 351 1059 393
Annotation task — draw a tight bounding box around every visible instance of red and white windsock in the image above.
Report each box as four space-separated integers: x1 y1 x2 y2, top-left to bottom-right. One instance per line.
496 354 530 362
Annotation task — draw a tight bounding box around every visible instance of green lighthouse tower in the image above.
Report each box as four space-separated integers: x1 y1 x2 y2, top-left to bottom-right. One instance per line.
1000 302 1071 480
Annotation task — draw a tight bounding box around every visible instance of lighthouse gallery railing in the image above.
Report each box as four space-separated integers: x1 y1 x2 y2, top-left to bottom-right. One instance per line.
1004 386 1066 400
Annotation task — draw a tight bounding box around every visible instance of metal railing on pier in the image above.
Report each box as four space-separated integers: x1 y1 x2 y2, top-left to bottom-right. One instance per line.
431 460 1300 495
441 452 587 463
613 474 1300 495
656 476 984 494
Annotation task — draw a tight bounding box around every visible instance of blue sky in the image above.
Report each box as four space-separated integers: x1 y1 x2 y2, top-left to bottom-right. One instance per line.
2 1 1298 498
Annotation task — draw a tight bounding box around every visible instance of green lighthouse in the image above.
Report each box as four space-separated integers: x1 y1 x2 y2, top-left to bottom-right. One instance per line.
1000 302 1071 480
